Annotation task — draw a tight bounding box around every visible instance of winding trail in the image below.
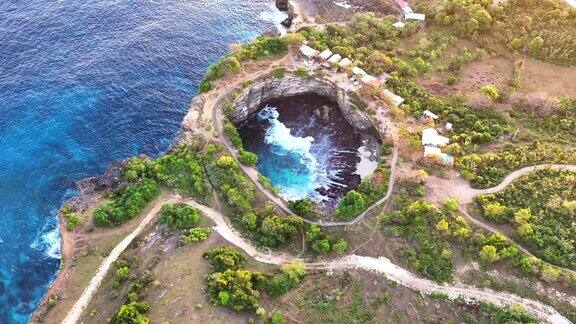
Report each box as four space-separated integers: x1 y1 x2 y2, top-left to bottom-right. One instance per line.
209 62 400 227
63 194 571 324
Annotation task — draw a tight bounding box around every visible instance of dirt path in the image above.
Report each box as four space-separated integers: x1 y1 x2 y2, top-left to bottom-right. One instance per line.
63 195 570 323
61 197 181 324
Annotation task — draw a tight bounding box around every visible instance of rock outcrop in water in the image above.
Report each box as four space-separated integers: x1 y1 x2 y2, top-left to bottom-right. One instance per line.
232 74 379 138
275 0 289 11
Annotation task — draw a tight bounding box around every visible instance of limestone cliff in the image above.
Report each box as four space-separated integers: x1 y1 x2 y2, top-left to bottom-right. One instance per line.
232 74 379 137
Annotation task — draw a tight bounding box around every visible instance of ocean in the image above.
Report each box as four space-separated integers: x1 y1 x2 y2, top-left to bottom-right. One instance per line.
0 1 285 322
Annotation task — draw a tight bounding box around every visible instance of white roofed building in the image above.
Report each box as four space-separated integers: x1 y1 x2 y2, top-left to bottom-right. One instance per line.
299 45 319 59
339 58 353 68
393 21 406 28
423 110 439 119
327 54 343 64
352 67 367 77
361 74 377 84
405 12 426 20
319 49 333 60
422 128 450 146
382 89 405 107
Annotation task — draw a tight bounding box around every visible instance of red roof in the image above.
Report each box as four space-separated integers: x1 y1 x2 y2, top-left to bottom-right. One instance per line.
395 0 410 8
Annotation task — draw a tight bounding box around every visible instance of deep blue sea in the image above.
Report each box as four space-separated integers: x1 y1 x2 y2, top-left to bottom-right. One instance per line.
0 1 285 322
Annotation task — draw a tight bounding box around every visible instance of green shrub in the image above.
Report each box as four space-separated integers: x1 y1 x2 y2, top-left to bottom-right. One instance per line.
457 142 576 188
476 170 576 269
224 122 243 150
203 246 246 272
205 269 265 312
113 267 130 288
123 144 208 199
266 313 286 324
446 76 458 85
478 301 537 324
180 227 212 243
109 301 151 324
306 224 349 254
158 203 202 229
271 67 286 79
288 198 319 219
479 84 501 102
259 215 303 247
335 190 365 220
266 261 306 297
294 68 309 78
239 150 258 166
93 179 159 227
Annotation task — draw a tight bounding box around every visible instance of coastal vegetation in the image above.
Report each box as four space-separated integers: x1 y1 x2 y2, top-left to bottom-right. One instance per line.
198 35 288 93
476 169 576 270
433 0 576 66
203 246 306 314
158 203 202 229
306 224 348 254
457 142 576 188
93 179 159 227
60 203 82 231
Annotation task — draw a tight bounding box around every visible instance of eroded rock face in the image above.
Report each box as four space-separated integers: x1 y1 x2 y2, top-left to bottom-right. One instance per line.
232 74 379 137
275 0 289 11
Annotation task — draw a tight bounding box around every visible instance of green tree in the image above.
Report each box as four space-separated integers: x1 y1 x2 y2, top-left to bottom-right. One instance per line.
158 203 202 229
482 202 508 221
216 155 238 169
110 302 151 324
479 245 500 263
238 150 258 166
260 215 303 247
288 198 319 218
223 122 243 149
528 36 544 53
203 246 246 272
335 190 365 220
205 269 264 312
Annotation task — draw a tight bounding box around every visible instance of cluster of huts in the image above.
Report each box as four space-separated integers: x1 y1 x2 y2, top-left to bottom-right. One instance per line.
299 44 405 107
421 110 454 166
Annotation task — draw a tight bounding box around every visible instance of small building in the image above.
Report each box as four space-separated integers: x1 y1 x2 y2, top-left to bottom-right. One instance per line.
423 110 439 120
422 128 450 147
405 12 426 21
352 67 367 77
339 57 353 68
327 54 343 65
392 21 406 28
445 123 453 131
361 74 377 84
299 45 319 59
424 146 454 166
318 49 333 61
382 89 405 107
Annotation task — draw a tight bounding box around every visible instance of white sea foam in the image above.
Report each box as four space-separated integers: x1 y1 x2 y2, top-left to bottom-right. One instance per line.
31 223 61 260
258 106 322 200
259 4 288 35
258 106 315 157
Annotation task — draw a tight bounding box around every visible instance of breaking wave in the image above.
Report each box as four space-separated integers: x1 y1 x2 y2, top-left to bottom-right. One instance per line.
257 106 325 201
